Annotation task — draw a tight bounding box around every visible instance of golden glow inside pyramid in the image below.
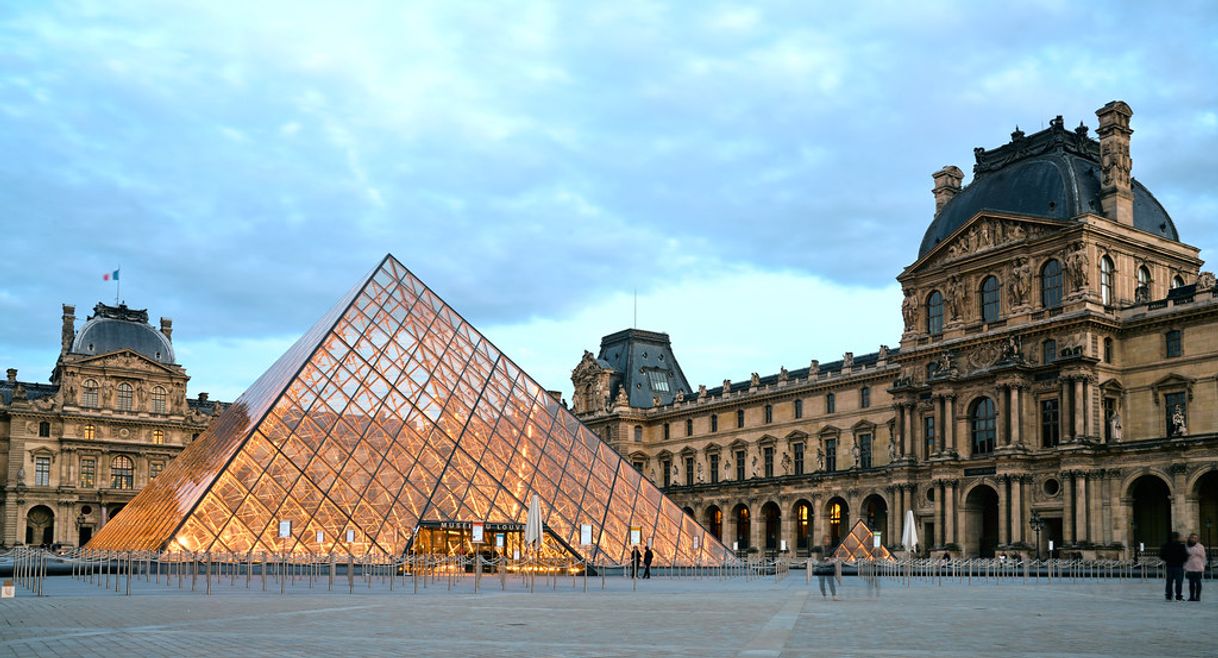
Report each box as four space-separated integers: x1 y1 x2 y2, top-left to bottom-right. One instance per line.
87 255 734 566
832 519 894 561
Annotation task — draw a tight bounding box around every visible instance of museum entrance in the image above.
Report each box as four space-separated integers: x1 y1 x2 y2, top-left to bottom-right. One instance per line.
409 521 582 562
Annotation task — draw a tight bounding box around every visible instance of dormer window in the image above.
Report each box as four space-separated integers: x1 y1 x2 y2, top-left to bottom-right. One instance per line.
645 369 670 393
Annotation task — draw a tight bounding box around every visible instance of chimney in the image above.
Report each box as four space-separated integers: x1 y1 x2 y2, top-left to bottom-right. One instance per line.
6 368 16 385
198 392 209 402
1096 100 1134 225
160 317 173 342
932 166 965 214
61 304 76 354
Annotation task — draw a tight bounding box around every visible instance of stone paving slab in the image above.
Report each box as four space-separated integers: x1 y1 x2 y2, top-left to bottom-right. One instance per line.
0 574 1214 657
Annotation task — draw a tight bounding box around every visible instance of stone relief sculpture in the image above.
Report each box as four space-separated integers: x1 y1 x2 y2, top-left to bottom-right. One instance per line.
1197 271 1216 290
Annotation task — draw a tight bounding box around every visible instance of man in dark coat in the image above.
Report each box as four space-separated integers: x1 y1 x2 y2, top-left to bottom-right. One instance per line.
630 545 641 579
1160 531 1188 601
643 545 654 579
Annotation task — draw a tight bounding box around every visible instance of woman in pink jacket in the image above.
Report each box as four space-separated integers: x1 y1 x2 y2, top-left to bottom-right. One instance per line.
1185 533 1207 602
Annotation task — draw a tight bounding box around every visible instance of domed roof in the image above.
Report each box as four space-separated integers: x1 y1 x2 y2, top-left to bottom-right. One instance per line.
71 303 176 365
918 118 1178 259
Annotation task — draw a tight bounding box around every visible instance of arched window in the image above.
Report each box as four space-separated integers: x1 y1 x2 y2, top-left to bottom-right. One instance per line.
83 424 96 440
38 421 51 437
151 429 165 445
1138 265 1151 290
82 379 99 408
1041 259 1063 308
117 382 133 411
926 290 944 336
111 455 134 490
970 397 996 456
151 386 167 414
735 505 751 550
1100 256 1114 305
980 276 1000 323
1172 274 1185 289
794 501 812 551
708 506 723 539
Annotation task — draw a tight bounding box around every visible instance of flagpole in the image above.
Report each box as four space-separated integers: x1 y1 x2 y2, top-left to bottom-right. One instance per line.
116 266 121 305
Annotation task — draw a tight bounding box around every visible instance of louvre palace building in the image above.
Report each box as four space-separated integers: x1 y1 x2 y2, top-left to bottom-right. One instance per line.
0 302 225 547
572 101 1218 560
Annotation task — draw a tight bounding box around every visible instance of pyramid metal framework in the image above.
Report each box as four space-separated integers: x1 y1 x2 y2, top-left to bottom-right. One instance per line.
88 255 734 566
832 519 894 561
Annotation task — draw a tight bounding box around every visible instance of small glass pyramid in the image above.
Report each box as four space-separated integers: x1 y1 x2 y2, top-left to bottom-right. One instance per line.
832 519 894 561
88 255 734 566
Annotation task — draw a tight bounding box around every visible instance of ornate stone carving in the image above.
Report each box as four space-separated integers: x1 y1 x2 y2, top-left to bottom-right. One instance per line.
1171 404 1187 437
1197 271 1216 290
966 342 1003 372
939 218 1050 264
808 360 820 377
842 352 854 370
1009 256 1032 307
902 288 919 332
777 367 788 385
749 372 760 388
945 275 964 322
1063 241 1090 291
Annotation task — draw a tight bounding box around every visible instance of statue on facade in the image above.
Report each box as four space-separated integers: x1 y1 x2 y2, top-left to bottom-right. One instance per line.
1001 335 1023 363
777 367 788 385
751 455 759 478
1197 271 1216 290
901 288 919 332
614 386 629 407
887 440 897 463
809 360 820 377
946 275 964 321
750 372 761 388
1172 405 1187 436
815 447 824 471
1109 413 1123 443
696 461 703 484
697 384 707 398
722 379 732 394
878 345 890 361
1009 257 1032 306
851 442 861 468
842 352 854 370
674 390 684 403
1064 242 1090 291
781 451 791 475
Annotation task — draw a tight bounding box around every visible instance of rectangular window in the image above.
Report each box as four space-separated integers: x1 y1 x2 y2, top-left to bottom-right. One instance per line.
685 419 693 437
794 399 803 419
1165 391 1187 437
632 460 645 473
709 454 720 484
860 387 871 408
735 450 746 481
859 433 873 469
646 369 670 393
736 409 745 428
152 429 164 445
1043 340 1057 364
1103 398 1116 443
80 458 96 488
633 425 643 443
34 456 51 486
923 415 936 457
38 422 50 437
1041 398 1060 448
150 461 164 479
1166 330 1182 358
662 460 671 488
826 393 836 414
764 405 773 424
763 446 774 478
711 415 718 432
824 438 837 472
663 423 670 440
684 457 694 486
793 443 805 475
83 385 98 408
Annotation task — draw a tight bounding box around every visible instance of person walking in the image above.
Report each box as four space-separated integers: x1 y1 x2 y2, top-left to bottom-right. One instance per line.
1159 531 1188 601
1184 533 1207 602
643 545 654 579
817 535 838 600
631 545 641 579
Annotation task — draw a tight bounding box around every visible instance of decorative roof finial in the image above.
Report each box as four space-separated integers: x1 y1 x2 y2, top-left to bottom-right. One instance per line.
1075 121 1089 137
1050 115 1065 130
1011 125 1025 141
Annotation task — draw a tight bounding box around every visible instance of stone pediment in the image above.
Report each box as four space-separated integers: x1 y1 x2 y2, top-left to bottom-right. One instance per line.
74 349 177 374
912 213 1062 273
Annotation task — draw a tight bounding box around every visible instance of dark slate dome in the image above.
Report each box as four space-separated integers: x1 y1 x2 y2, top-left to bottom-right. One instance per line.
71 303 176 365
918 118 1178 259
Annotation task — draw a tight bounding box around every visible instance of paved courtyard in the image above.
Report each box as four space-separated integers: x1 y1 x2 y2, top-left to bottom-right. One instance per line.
1 572 1214 657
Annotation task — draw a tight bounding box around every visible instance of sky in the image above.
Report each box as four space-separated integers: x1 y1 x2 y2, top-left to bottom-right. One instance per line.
1 1 1216 402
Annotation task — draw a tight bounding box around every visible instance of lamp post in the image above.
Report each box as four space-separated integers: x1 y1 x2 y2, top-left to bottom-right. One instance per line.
1029 510 1045 560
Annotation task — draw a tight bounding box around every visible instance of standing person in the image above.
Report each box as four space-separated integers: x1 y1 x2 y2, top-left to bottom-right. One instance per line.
1184 533 1207 602
643 545 654 579
630 545 641 579
817 535 838 601
1159 531 1188 601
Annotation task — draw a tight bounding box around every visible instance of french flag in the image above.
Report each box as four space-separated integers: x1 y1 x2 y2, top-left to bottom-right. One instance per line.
103 269 119 281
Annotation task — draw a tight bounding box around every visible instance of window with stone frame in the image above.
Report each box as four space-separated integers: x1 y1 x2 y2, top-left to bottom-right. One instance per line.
1165 391 1188 437
1165 329 1182 358
764 404 773 424
825 392 836 414
1041 259 1063 308
709 453 720 484
633 425 642 442
860 386 871 408
79 457 96 488
824 438 837 472
684 456 694 486
632 460 645 473
980 275 1001 323
736 408 745 428
1172 274 1185 289
793 442 805 475
926 290 944 335
1042 339 1057 364
685 418 693 436
38 421 50 437
117 382 134 411
1100 256 1114 305
1103 337 1114 363
923 415 936 457
734 450 746 481
793 399 803 419
661 460 671 487
763 446 774 478
83 424 96 440
970 397 996 456
34 456 51 486
711 414 719 433
663 423 670 440
1040 398 1060 448
150 461 164 479
82 379 100 408
111 455 134 490
151 386 167 414
858 433 873 469
152 429 165 445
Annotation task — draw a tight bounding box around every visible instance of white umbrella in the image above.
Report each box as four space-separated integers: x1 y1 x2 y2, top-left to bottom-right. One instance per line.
524 493 543 550
901 509 918 553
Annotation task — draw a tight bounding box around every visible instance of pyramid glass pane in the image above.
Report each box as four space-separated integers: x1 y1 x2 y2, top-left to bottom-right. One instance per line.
88 255 736 565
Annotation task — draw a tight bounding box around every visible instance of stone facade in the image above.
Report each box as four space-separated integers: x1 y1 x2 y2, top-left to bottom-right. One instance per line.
0 302 225 547
573 102 1218 560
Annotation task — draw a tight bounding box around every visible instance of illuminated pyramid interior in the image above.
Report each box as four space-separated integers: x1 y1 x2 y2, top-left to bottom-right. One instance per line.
833 519 894 561
88 255 734 566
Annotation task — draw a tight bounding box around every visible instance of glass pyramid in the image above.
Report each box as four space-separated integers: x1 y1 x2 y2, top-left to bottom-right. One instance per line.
832 519 894 561
88 255 734 566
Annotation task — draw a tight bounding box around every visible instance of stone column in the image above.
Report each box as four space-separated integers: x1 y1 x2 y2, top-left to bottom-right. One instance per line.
998 477 1010 545
1076 474 1090 543
1063 472 1076 543
946 481 959 545
996 385 1009 446
948 396 958 455
1090 473 1105 544
1074 378 1085 441
936 481 947 546
1010 477 1025 544
1012 385 1024 446
898 404 908 457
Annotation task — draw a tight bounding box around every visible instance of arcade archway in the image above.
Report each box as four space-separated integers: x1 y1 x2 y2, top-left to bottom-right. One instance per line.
964 485 999 557
1130 475 1172 552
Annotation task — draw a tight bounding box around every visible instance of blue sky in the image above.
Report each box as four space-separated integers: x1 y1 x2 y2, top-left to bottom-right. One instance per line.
2 1 1216 401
